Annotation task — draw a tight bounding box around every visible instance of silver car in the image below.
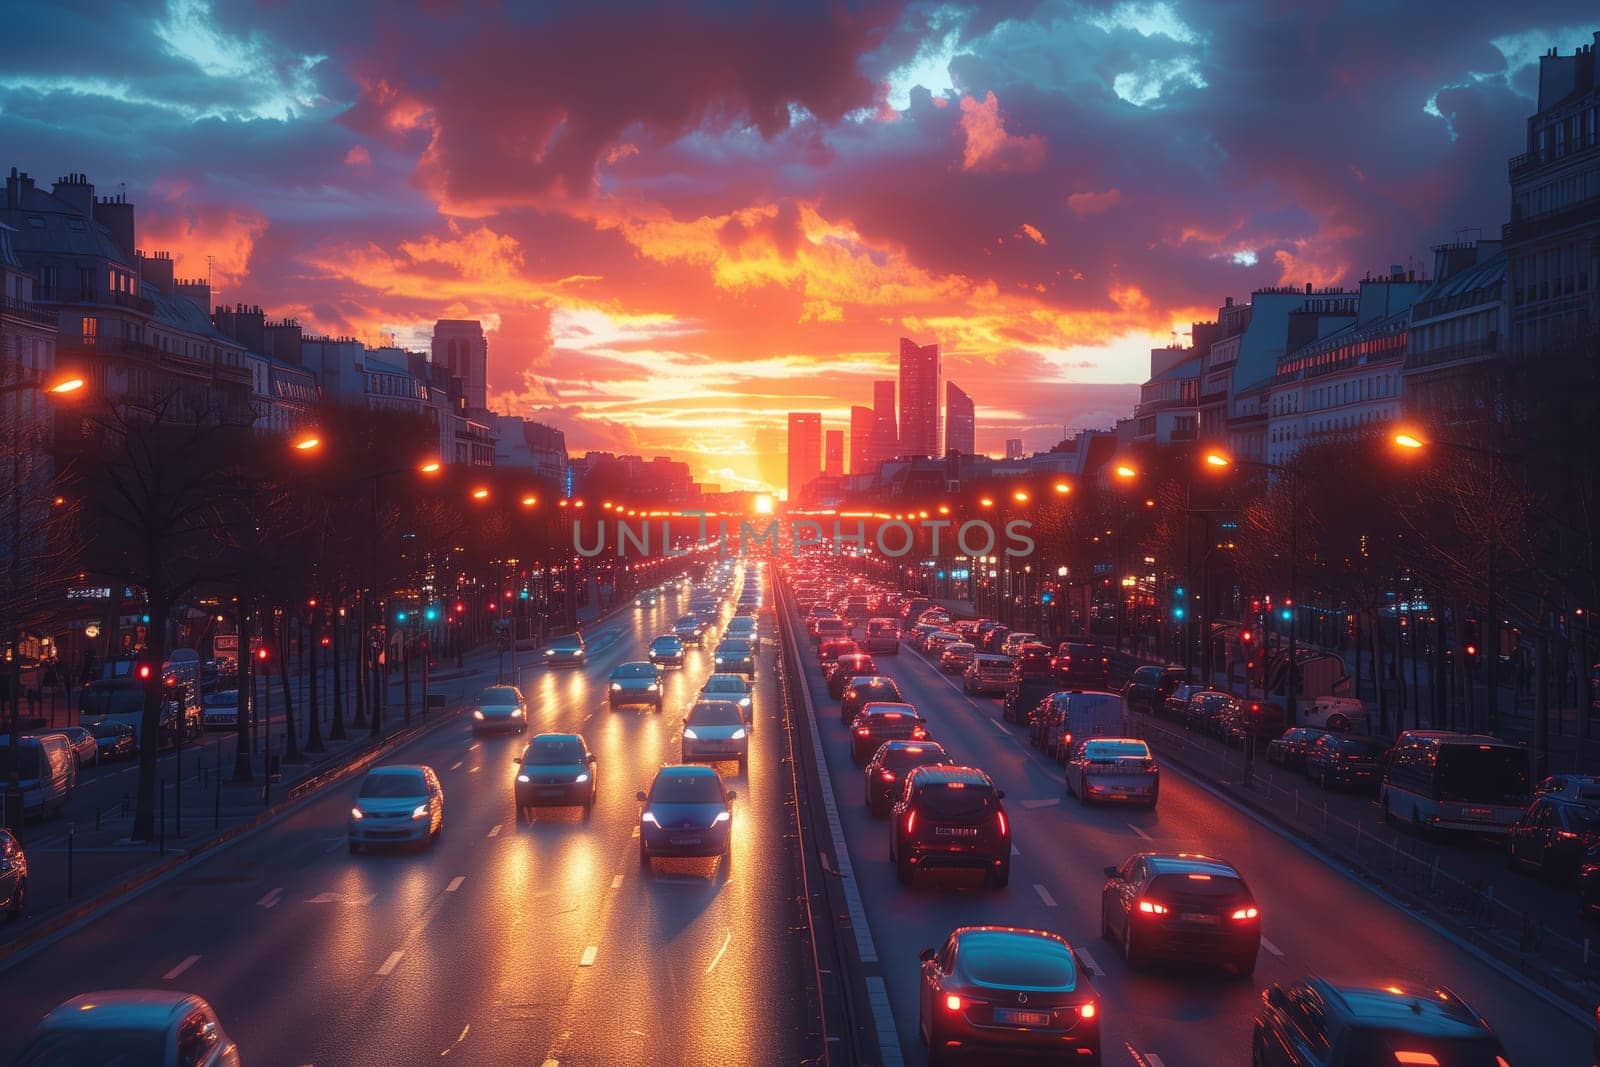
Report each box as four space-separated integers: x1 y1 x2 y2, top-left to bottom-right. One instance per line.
471 685 528 733
699 673 754 732
16 989 240 1066
681 699 750 771
348 765 444 852
609 662 663 710
1065 738 1159 807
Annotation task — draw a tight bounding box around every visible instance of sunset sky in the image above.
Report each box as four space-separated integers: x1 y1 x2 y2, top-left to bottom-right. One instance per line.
5 1 1592 491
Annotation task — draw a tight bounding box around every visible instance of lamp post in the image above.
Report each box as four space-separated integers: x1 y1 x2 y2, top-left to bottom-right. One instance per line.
1204 450 1302 724
1110 464 1138 653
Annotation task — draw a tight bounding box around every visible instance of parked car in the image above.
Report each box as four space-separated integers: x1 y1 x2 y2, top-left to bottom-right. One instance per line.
1123 665 1189 715
1220 699 1287 748
863 740 950 818
1051 642 1111 689
1102 852 1259 976
34 725 97 769
1181 691 1238 736
201 689 243 730
1507 793 1600 881
88 720 136 762
1252 978 1508 1065
15 990 240 1067
1300 695 1369 733
1303 733 1387 792
0 828 26 919
1265 726 1328 769
962 653 1012 695
1065 737 1159 807
0 732 75 819
1162 683 1209 719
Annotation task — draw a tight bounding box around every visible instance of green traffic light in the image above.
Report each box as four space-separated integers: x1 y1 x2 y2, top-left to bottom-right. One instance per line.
397 610 409 622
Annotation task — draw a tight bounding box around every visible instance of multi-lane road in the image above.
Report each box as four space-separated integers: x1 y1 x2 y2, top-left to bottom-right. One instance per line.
781 587 1593 1066
0 572 817 1066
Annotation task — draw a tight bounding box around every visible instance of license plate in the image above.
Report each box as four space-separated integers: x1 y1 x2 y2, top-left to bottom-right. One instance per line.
1468 807 1492 819
993 1008 1051 1027
934 827 978 837
539 789 566 799
1180 912 1220 925
672 836 702 846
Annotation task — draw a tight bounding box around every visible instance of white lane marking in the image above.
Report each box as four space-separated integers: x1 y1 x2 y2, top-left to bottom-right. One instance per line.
579 945 598 968
630 826 640 838
1033 884 1058 907
307 892 376 905
1260 935 1285 958
446 876 465 893
256 887 284 909
469 766 481 773
1145 1055 1167 1067
541 1060 559 1067
377 950 405 976
1011 844 1021 856
163 954 200 980
1075 947 1106 976
450 761 463 771
1021 798 1059 809
985 715 1009 735
469 742 481 751
1129 823 1154 841
705 929 733 974
487 823 502 838
610 874 623 889
863 975 905 1066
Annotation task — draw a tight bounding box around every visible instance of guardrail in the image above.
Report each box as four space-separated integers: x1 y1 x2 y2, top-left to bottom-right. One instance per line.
1128 715 1600 1010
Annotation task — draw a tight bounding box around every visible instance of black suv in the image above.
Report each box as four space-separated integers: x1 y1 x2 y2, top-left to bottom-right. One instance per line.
840 676 903 724
1123 665 1189 715
1253 977 1508 1065
889 765 1010 888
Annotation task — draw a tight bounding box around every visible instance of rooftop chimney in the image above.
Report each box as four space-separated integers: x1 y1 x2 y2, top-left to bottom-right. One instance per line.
5 168 37 211
138 249 175 295
50 172 95 221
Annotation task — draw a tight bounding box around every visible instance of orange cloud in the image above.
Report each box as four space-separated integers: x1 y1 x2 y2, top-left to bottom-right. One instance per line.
1067 189 1121 216
959 91 1046 173
1017 223 1046 245
139 200 267 288
344 144 372 167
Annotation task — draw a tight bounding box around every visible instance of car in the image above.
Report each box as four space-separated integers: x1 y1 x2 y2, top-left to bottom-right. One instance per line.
15 990 240 1067
1163 682 1209 719
1032 690 1126 760
648 634 686 668
608 662 664 710
39 725 98 768
849 702 929 764
1008 642 1055 680
471 684 528 733
917 926 1100 1066
907 621 945 652
0 828 26 919
939 642 977 674
1579 846 1600 918
637 765 736 873
817 636 859 668
864 740 950 818
1100 852 1259 976
962 653 1012 695
999 632 1039 657
1003 676 1059 726
1300 695 1370 733
0 732 75 818
813 617 852 645
88 720 136 762
348 765 444 853
201 689 243 730
826 652 878 698
1182 690 1239 736
924 630 964 657
724 616 758 641
840 676 904 724
864 617 902 654
1265 726 1328 769
1066 738 1159 807
673 614 706 645
699 673 754 730
1303 733 1387 792
682 699 750 770
979 624 1011 653
635 589 659 608
1507 793 1600 880
713 638 757 677
1252 978 1510 1066
1123 665 1190 715
544 632 586 667
899 597 933 624
514 733 597 819
890 765 1010 887
1221 699 1287 747
1535 773 1600 801
1051 642 1111 689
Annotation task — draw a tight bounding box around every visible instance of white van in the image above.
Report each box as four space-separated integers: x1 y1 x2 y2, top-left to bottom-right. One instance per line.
0 731 76 818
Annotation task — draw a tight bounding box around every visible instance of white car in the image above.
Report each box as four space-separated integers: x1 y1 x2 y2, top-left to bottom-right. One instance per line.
1300 696 1369 733
681 699 750 771
201 690 242 730
16 990 240 1066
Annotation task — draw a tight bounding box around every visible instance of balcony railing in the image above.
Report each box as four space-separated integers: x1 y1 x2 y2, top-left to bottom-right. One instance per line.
0 295 58 329
35 286 155 315
1402 337 1501 371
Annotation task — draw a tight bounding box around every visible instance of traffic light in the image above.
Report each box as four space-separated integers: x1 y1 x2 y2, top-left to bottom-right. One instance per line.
1462 619 1481 667
136 662 154 681
425 606 440 622
397 610 409 623
454 601 466 615
256 647 269 663
1172 585 1187 621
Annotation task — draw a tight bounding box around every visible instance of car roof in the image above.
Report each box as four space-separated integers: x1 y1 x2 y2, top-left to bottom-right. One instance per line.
861 701 917 716
973 653 1011 663
704 673 749 686
849 676 896 686
612 661 657 674
530 732 583 744
1318 979 1489 1037
952 926 1072 956
367 764 429 777
1142 853 1239 878
654 764 719 781
651 634 682 643
879 740 947 756
911 765 991 786
40 990 201 1030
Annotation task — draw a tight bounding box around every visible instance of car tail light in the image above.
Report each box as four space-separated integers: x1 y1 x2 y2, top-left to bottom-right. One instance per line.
912 727 928 739
995 810 1008 836
1230 906 1259 920
856 727 870 736
1137 898 1169 916
905 811 917 834
1078 1002 1096 1020
944 994 963 1012
1393 1054 1441 1066
880 770 896 781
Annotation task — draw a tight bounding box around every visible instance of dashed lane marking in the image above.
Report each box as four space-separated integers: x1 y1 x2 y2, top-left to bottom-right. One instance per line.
377 950 404 976
1261 935 1285 958
163 955 200 980
1075 947 1106 976
579 945 598 968
1033 884 1058 907
487 823 502 837
450 761 463 771
1129 823 1154 841
705 929 732 974
610 874 623 889
256 888 284 909
1021 798 1059 809
446 876 465 893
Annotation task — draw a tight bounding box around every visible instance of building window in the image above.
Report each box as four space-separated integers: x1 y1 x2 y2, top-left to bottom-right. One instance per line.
81 317 97 345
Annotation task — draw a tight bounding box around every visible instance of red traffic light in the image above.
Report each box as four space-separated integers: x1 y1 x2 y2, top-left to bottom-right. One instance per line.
1241 630 1254 644
454 602 465 614
136 663 153 680
1465 643 1478 657
256 648 269 661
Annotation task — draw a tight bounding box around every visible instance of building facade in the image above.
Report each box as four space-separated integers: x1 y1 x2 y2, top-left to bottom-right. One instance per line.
945 380 975 456
849 404 873 475
871 379 898 464
1403 240 1509 428
824 428 844 477
898 337 940 458
432 319 489 414
786 412 821 502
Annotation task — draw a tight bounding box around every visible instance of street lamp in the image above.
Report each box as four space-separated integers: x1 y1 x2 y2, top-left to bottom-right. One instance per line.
1204 448 1303 723
0 372 85 398
1108 462 1138 652
1053 481 1072 495
291 433 321 452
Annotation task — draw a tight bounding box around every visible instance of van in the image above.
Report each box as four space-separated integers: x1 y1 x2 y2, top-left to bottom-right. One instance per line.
0 731 76 818
1040 690 1126 761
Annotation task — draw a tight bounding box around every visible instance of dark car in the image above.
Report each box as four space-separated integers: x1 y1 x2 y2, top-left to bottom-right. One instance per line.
36 725 98 769
980 624 1011 653
637 765 735 873
1051 642 1111 689
1304 733 1387 792
1123 665 1189 715
1162 683 1209 720
1100 852 1259 976
849 702 928 764
712 638 757 678
1252 977 1509 1066
917 927 1100 1065
608 662 663 710
1507 794 1600 881
1008 643 1055 680
840 676 904 724
827 652 878 698
817 637 859 670
1002 676 1059 726
0 828 26 919
543 632 586 668
88 720 136 762
962 653 1013 696
1265 727 1328 770
514 733 597 819
1181 690 1238 736
648 634 686 668
864 740 950 818
673 614 706 645
1220 699 1287 747
891 765 1010 888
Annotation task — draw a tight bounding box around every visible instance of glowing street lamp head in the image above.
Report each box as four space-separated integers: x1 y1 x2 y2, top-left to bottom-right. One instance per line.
521 494 538 507
979 496 995 509
1012 489 1030 504
753 494 774 515
292 434 321 451
1393 431 1427 450
1114 464 1137 480
937 503 951 515
1203 452 1232 469
1053 481 1072 495
47 375 86 395
418 461 442 474
471 487 490 500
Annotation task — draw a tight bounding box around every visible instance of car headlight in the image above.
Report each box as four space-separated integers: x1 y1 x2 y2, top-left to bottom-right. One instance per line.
713 811 731 824
642 811 660 825
739 697 751 708
574 773 590 783
516 773 530 783
715 657 725 664
648 683 660 692
411 803 430 820
574 650 584 657
545 649 555 656
731 727 747 739
473 709 485 719
683 727 699 739
350 807 365 820
610 682 622 691
511 708 524 717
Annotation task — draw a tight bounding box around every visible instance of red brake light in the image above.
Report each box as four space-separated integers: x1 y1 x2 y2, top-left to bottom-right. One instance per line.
1137 898 1169 916
944 994 962 1012
1394 1054 1441 1066
905 811 916 834
880 770 896 781
995 810 1008 836
1230 906 1259 920
1078 1001 1096 1020
856 727 870 736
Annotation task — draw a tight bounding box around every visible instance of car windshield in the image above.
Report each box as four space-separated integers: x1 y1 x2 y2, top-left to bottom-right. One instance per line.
550 635 582 650
961 942 1076 990
718 641 753 654
1329 737 1386 756
914 780 996 817
865 711 915 728
1083 741 1149 760
1341 1030 1505 1066
853 682 900 699
359 772 426 797
688 701 745 726
704 677 744 693
479 687 521 705
884 745 946 771
527 739 585 765
651 773 724 804
612 664 656 679
676 616 699 627
15 1029 168 1066
1436 745 1530 804
1133 667 1159 684
651 637 680 649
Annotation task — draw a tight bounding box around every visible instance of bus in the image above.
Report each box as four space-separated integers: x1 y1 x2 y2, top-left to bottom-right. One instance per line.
1380 731 1531 837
